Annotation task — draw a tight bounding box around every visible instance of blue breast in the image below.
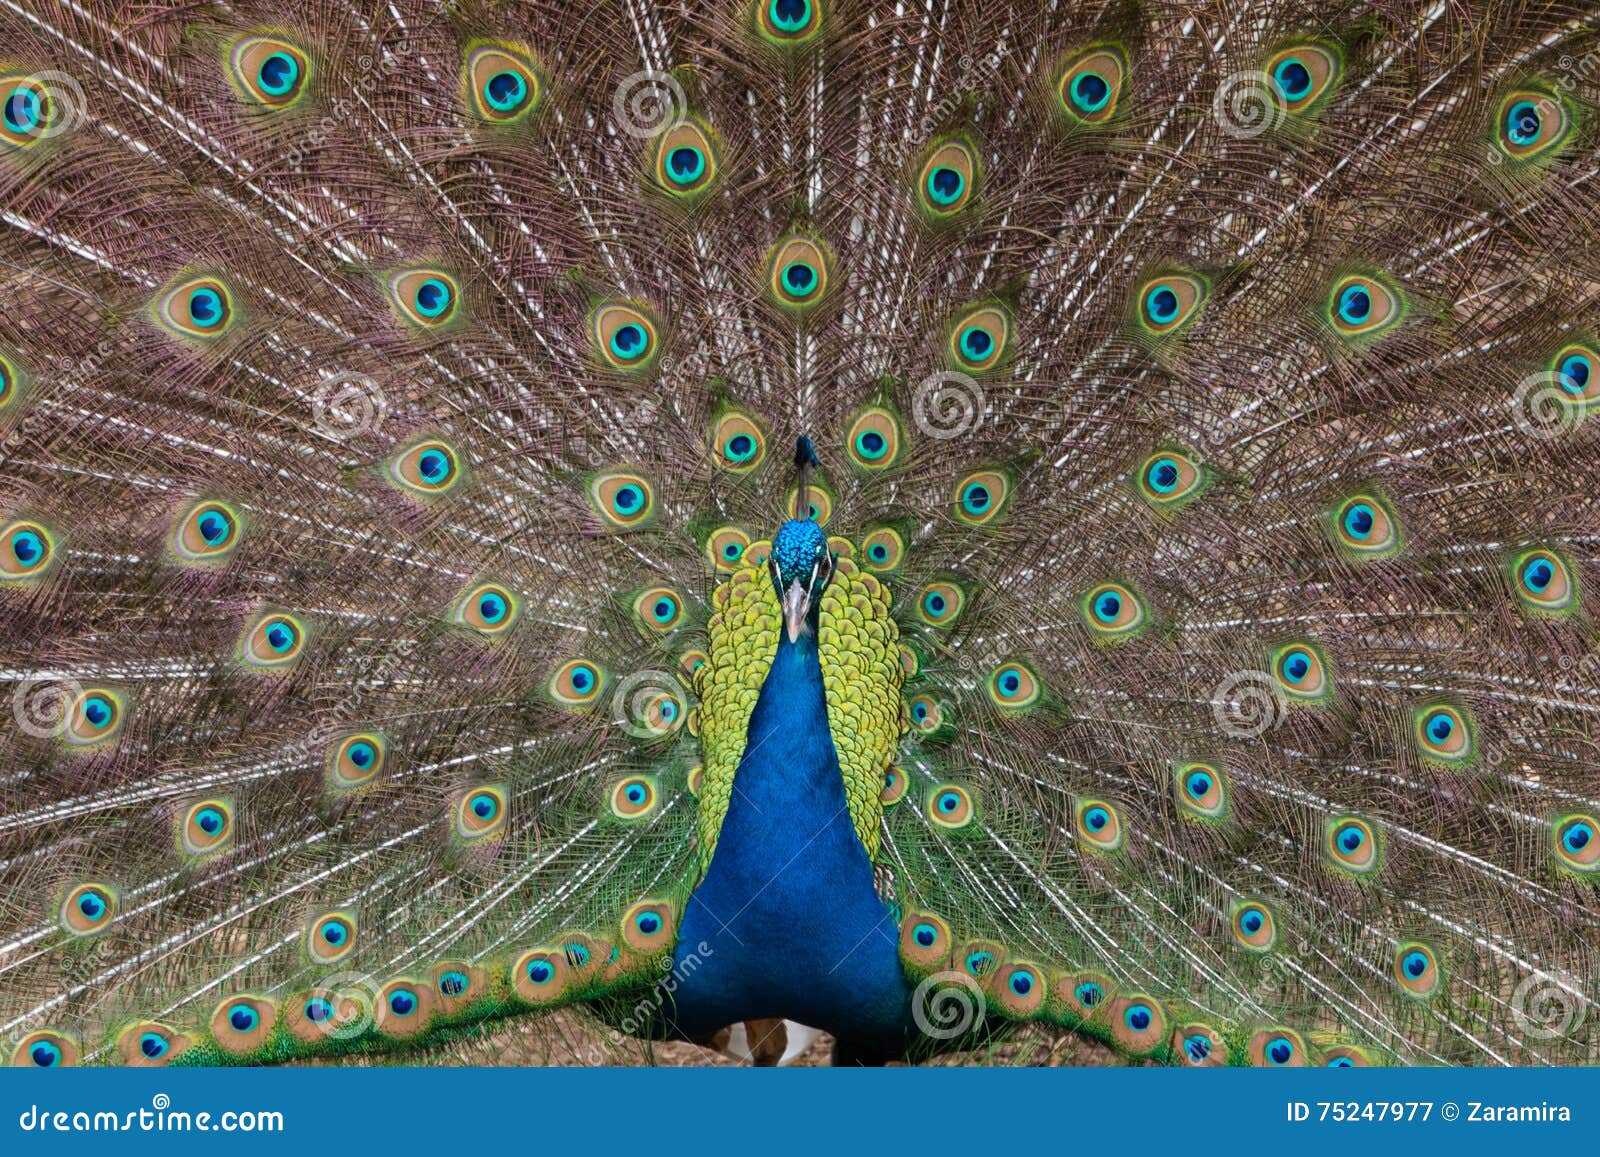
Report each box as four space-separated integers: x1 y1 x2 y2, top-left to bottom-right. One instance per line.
670 631 912 1053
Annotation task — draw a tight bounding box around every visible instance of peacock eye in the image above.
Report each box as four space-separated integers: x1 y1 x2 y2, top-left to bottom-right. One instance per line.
244 612 306 667
1510 548 1577 614
1327 274 1404 339
1496 90 1570 162
386 269 459 329
466 43 539 122
0 75 59 147
859 527 904 572
1554 814 1600 873
228 37 311 109
1393 942 1441 998
768 236 830 307
156 277 236 339
610 776 659 819
1231 901 1277 952
1331 492 1401 558
181 799 233 855
1136 449 1205 509
918 138 979 216
307 913 357 963
390 440 462 495
1057 46 1128 124
707 526 752 571
1136 273 1206 335
1264 43 1340 113
588 471 655 529
948 305 1010 371
1327 817 1380 875
592 302 659 371
1551 343 1600 403
656 120 718 196
916 580 965 628
1268 641 1331 703
1081 582 1146 639
927 784 974 829
846 406 902 469
953 469 1010 526
758 0 822 43
1413 702 1474 763
456 786 508 839
1075 799 1124 851
1175 762 1228 820
714 412 767 469
987 661 1040 710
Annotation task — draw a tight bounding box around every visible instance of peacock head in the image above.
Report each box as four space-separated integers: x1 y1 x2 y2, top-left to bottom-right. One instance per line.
770 518 834 644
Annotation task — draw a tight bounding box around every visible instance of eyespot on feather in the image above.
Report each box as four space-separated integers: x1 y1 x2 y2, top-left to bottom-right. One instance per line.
61 883 116 935
1057 46 1127 124
65 687 123 746
390 440 462 495
12 1031 78 1068
465 42 540 123
917 138 979 216
768 236 830 307
117 1022 189 1067
155 277 235 340
210 996 275 1054
242 612 306 668
328 733 385 788
591 302 660 372
228 36 311 108
387 269 460 329
306 912 357 964
180 798 234 856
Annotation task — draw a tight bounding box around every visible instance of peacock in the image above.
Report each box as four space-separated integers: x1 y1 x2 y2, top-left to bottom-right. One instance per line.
1 0 1598 1071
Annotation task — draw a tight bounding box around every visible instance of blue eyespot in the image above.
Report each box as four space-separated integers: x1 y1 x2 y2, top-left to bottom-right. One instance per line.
4 87 43 134
912 701 928 721
188 288 225 328
1267 1037 1294 1065
1328 1057 1353 1067
1402 950 1429 979
912 924 939 949
999 671 1021 695
258 52 299 96
320 921 346 946
1124 1003 1152 1032
570 665 595 693
305 997 333 1022
1338 824 1364 852
198 510 232 544
1147 457 1180 494
635 912 661 936
725 433 756 462
347 741 375 769
1565 823 1594 853
626 784 647 805
485 69 527 112
937 790 961 814
11 530 42 564
78 892 104 919
414 279 452 319
418 449 450 482
195 807 225 835
1185 771 1212 798
478 593 506 623
29 1041 61 1067
1506 100 1541 146
1009 971 1033 996
926 166 965 205
266 621 296 652
960 482 991 515
1071 71 1110 112
1145 287 1180 325
1240 909 1264 935
783 262 816 295
855 429 888 460
959 326 993 360
470 793 498 820
1282 650 1311 683
526 960 553 984
1522 558 1554 592
1559 354 1591 394
610 323 646 359
228 1005 258 1032
1094 593 1121 623
387 988 417 1016
139 1032 169 1058
769 0 811 33
613 485 643 514
81 695 113 729
1184 1034 1212 1062
1084 806 1109 831
1074 981 1103 1007
439 971 469 997
1337 285 1370 325
1426 712 1454 743
1342 503 1374 540
924 591 947 616
964 950 994 975
1273 57 1312 100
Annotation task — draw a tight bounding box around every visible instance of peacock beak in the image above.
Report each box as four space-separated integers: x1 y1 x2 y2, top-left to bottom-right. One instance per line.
782 578 812 643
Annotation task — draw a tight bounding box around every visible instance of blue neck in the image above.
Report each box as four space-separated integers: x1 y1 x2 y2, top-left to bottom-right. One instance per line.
670 631 911 1053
